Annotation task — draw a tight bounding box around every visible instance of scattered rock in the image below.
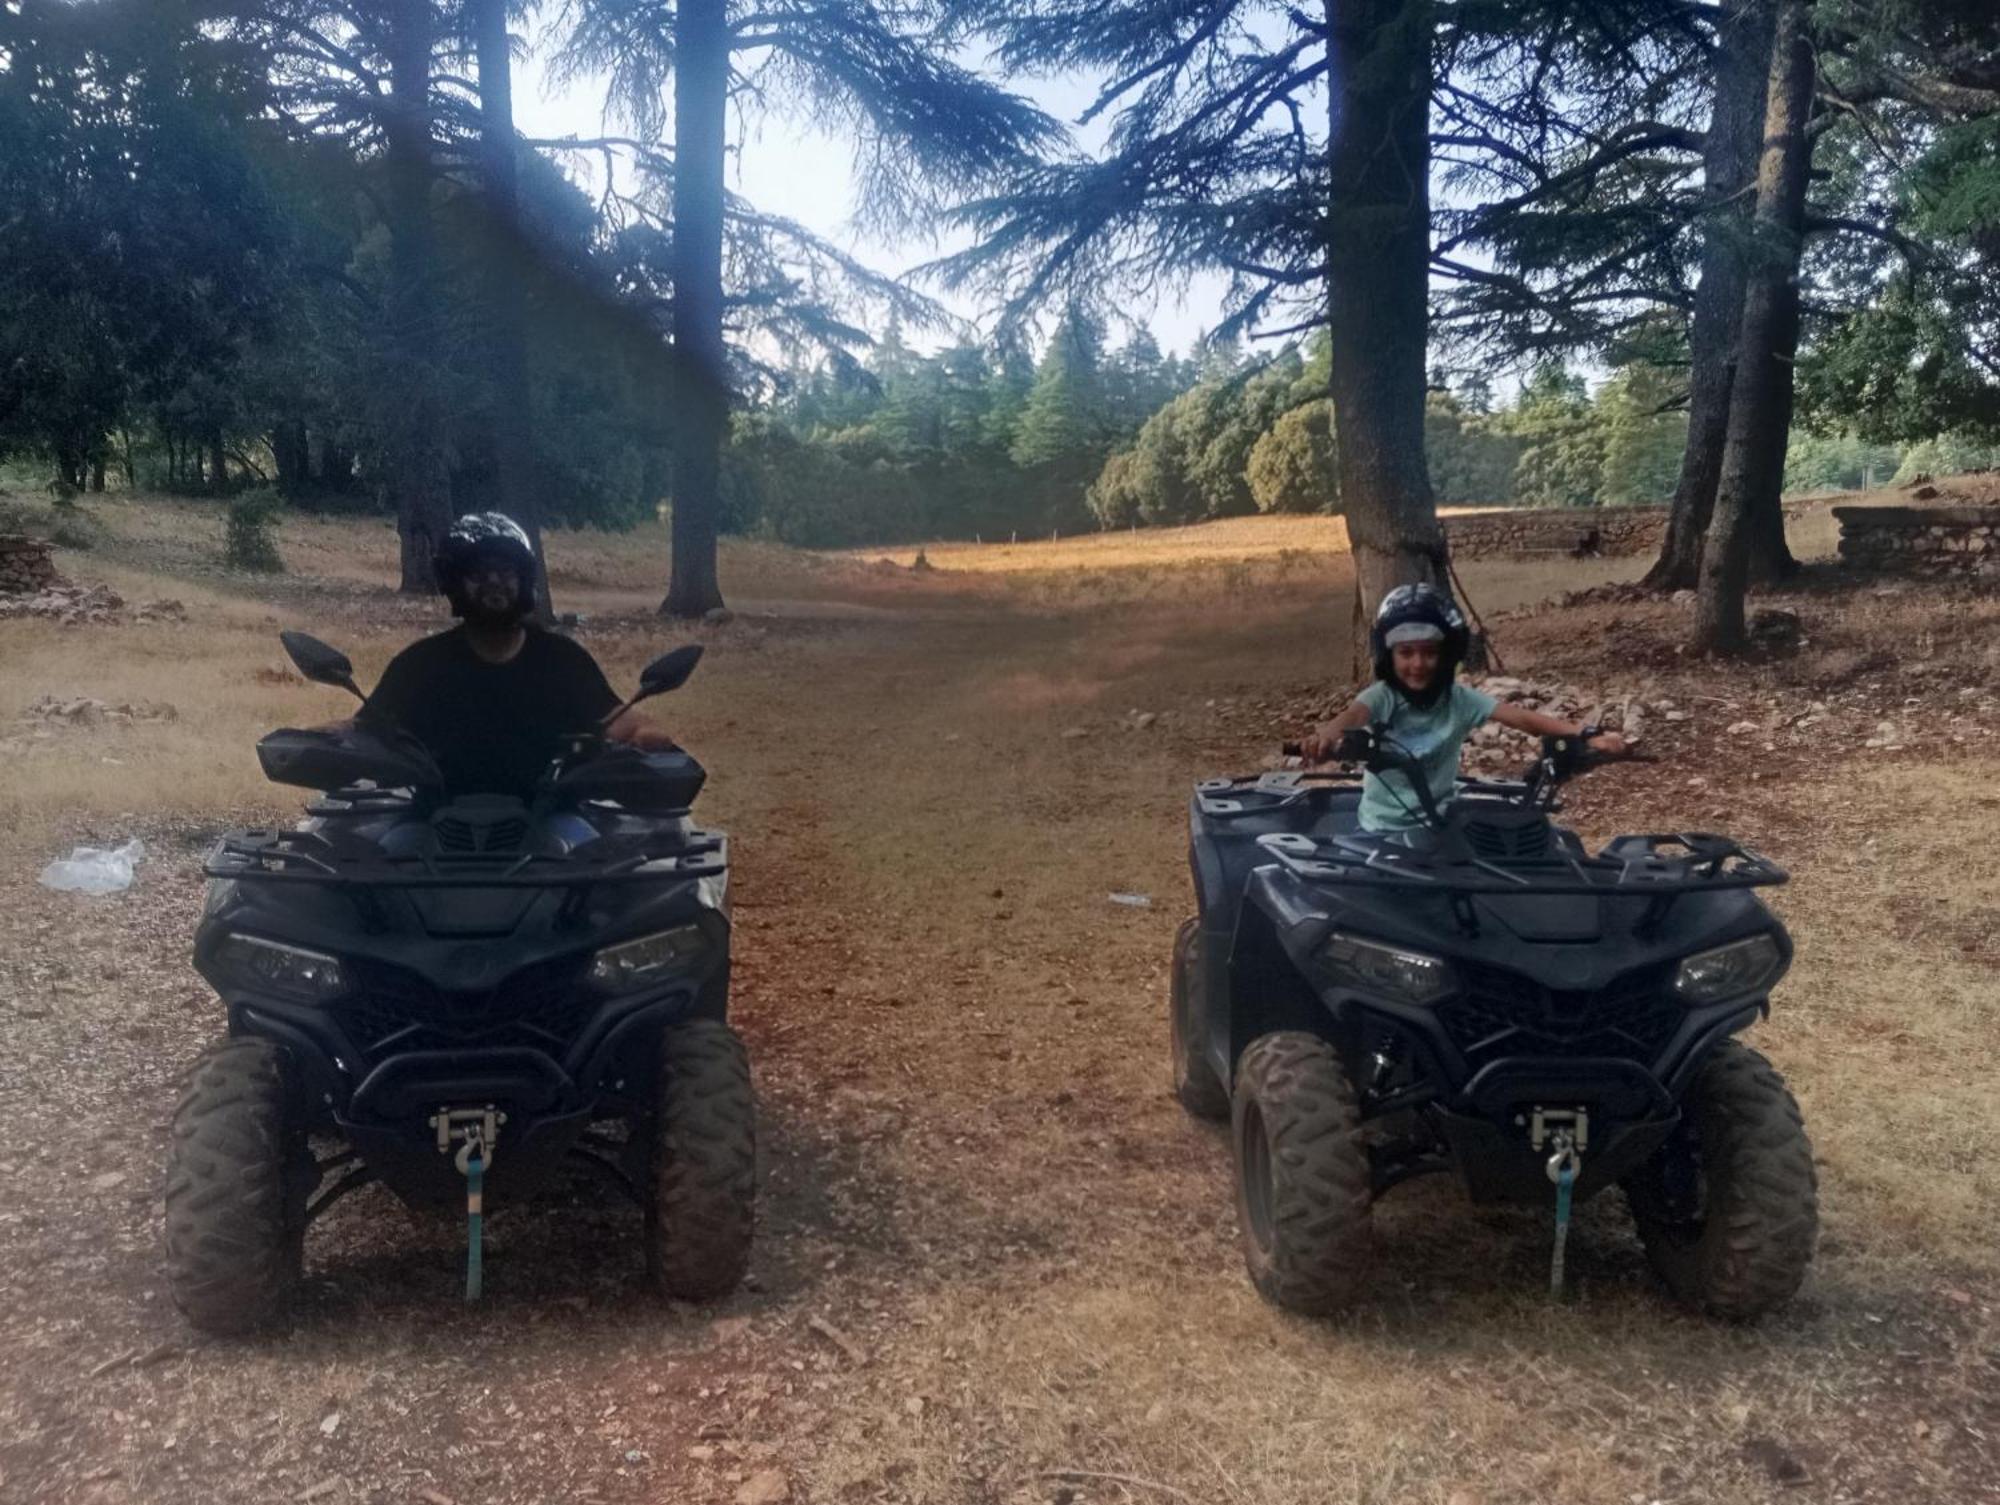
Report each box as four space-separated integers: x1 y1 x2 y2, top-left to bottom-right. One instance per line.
735 1469 790 1505
1741 1436 1810 1486
1749 607 1805 654
703 607 736 627
806 1314 868 1367
1061 726 1090 740
24 695 177 724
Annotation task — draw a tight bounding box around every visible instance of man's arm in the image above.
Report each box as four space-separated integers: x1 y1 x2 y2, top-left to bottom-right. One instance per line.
605 708 678 751
1489 700 1631 756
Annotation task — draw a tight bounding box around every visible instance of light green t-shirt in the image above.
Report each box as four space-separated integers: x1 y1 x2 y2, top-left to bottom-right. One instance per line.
1354 680 1498 833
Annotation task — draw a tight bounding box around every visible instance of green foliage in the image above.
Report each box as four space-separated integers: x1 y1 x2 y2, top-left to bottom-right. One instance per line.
225 486 286 572
1782 432 1902 492
1424 392 1521 504
1501 364 1608 507
1890 435 2000 484
1247 401 1338 514
1596 364 1688 505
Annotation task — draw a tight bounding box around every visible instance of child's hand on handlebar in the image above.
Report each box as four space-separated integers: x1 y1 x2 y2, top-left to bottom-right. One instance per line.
1585 730 1632 758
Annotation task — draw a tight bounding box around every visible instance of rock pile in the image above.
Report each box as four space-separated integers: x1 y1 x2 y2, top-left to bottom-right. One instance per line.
25 695 179 724
0 534 62 593
0 582 187 625
1835 504 2000 576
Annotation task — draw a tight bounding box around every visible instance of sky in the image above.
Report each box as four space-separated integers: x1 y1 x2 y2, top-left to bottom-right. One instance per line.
510 34 1238 360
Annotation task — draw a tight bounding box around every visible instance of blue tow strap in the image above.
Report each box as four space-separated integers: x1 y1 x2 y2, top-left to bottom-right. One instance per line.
1549 1158 1576 1298
464 1150 486 1302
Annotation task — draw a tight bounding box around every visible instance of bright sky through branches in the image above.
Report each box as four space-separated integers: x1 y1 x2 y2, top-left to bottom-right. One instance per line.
514 29 1236 359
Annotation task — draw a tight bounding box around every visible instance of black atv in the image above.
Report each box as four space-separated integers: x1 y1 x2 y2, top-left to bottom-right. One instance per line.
164 631 753 1333
1170 730 1817 1318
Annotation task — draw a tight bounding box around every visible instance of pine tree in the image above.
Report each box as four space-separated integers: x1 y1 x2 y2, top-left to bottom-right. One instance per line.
556 0 1058 615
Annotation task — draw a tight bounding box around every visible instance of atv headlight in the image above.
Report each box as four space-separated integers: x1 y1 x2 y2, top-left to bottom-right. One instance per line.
1674 934 1783 1004
588 925 709 993
1319 933 1456 1006
217 934 347 1002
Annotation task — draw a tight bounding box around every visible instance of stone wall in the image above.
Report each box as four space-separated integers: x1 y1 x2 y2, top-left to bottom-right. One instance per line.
1443 506 1668 560
0 534 61 594
1834 505 2000 577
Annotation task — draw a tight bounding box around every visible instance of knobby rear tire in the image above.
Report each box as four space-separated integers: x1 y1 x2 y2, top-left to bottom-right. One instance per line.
648 1020 757 1300
164 1038 311 1335
1231 1031 1373 1315
1629 1040 1818 1320
1170 917 1230 1121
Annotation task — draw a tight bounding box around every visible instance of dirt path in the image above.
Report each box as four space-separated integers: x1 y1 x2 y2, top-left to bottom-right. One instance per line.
3 549 1998 1505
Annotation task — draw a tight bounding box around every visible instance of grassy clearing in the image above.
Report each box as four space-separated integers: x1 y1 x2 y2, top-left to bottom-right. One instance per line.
1 495 1995 1504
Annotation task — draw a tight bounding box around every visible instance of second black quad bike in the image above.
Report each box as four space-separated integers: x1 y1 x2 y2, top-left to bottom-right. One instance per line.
164 631 753 1334
1171 728 1817 1318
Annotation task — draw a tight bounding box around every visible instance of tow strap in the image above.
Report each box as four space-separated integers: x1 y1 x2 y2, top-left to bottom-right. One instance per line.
1546 1130 1580 1298
459 1140 487 1302
431 1107 505 1302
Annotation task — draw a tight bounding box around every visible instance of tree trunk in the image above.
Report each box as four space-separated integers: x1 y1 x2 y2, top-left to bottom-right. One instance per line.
385 0 453 594
318 434 354 489
208 428 229 494
1696 0 1814 655
272 418 309 493
662 0 728 619
1647 0 1773 590
1324 0 1446 672
471 0 554 619
89 456 106 492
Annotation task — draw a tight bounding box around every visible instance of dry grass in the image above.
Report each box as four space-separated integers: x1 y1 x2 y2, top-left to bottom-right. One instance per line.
2 493 1996 1505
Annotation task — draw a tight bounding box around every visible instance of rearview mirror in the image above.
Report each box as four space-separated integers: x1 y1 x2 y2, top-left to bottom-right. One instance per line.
280 630 362 699
637 644 704 699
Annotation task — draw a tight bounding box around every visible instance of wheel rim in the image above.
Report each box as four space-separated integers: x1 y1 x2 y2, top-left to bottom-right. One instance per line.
1239 1099 1276 1255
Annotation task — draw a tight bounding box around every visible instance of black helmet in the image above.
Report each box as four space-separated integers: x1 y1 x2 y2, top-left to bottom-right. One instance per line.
1370 582 1469 706
434 512 535 620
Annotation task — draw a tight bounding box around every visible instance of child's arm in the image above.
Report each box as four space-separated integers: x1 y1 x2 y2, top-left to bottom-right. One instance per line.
1489 701 1631 756
1299 699 1375 763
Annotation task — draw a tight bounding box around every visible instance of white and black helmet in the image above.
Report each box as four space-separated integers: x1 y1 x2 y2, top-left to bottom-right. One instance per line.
434 512 535 619
1370 582 1469 704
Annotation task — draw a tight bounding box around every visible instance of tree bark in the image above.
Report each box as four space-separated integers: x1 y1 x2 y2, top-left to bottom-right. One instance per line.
1324 0 1447 672
208 428 229 494
663 0 729 618
471 0 554 619
272 418 309 493
1696 0 1815 654
385 0 454 594
1647 0 1773 590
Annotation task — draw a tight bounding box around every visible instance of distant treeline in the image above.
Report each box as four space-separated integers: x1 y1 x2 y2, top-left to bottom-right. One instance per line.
726 318 2000 548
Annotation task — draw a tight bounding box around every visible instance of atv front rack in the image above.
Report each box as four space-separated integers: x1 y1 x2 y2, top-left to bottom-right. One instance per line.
1256 828 1787 897
204 828 725 888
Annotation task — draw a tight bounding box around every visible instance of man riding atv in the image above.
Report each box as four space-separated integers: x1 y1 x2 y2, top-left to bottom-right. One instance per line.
340 512 676 792
166 510 752 1333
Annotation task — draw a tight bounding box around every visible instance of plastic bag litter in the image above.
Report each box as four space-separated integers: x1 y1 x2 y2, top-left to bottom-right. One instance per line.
38 838 147 895
1107 892 1153 908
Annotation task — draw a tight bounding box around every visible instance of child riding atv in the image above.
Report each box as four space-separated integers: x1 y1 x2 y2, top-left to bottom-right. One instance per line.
1301 584 1635 832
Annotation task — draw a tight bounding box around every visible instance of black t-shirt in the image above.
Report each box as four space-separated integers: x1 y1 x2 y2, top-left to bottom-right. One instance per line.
361 626 621 796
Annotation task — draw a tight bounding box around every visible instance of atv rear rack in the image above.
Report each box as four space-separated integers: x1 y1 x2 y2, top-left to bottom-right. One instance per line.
1256 828 1787 897
204 828 725 888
